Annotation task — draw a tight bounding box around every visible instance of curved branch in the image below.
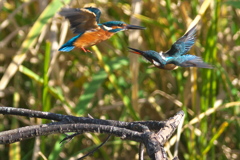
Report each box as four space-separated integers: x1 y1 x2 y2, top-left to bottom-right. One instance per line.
0 122 144 144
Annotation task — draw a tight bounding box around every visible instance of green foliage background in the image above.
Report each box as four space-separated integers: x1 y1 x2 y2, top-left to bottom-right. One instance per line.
0 0 240 159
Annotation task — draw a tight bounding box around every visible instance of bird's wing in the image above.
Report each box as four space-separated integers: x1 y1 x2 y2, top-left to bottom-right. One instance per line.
165 25 197 57
167 55 213 69
59 7 101 34
85 7 101 23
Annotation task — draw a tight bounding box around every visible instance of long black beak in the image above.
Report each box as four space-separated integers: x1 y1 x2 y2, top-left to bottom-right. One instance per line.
126 24 145 30
128 47 145 55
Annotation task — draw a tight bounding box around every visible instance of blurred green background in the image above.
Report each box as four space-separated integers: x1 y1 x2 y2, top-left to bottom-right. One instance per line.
0 0 240 159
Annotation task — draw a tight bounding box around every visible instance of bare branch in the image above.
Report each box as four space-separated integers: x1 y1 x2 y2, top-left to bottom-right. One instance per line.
0 107 184 159
0 107 165 130
157 111 184 145
0 122 143 144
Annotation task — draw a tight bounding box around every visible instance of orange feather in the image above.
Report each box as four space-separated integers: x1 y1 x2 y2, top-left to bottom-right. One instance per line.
73 29 115 49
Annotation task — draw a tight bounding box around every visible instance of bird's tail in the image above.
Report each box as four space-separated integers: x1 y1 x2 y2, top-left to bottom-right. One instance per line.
187 59 213 69
171 55 213 69
181 56 213 69
59 44 75 52
58 35 81 52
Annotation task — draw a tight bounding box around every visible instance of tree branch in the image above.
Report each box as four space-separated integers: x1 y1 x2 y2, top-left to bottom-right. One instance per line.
0 107 184 160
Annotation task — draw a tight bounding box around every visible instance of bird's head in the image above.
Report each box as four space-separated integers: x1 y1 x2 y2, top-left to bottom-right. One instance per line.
101 21 145 33
129 47 166 67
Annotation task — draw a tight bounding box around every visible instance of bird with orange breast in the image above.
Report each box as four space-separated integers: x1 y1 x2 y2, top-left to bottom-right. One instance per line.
58 7 145 53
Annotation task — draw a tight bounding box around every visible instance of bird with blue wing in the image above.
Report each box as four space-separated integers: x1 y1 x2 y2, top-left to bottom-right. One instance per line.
129 25 213 70
58 7 145 53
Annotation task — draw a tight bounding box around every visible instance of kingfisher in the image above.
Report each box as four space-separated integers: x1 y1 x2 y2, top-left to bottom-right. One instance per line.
58 7 145 53
129 25 213 70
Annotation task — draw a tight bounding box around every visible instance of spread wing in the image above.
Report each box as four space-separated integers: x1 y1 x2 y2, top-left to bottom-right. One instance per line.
165 25 197 57
59 7 101 34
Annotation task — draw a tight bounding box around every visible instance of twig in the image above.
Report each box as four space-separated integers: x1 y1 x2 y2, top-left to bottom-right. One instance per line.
139 142 145 160
77 135 111 160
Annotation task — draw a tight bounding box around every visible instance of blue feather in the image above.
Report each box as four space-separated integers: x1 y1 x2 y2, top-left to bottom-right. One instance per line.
58 34 82 52
168 55 213 68
59 46 75 52
165 25 197 57
171 55 198 64
102 21 125 27
85 7 101 23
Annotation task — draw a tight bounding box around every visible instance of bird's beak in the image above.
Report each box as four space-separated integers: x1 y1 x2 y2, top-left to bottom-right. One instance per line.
128 47 145 55
125 24 145 30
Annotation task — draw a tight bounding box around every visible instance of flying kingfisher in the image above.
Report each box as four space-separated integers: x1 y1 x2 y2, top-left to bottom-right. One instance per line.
58 7 145 52
129 25 213 70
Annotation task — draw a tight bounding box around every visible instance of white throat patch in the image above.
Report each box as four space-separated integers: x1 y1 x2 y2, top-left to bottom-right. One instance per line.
153 60 161 66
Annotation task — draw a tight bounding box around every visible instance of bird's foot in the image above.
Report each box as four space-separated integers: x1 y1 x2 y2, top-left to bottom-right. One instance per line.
81 47 92 53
